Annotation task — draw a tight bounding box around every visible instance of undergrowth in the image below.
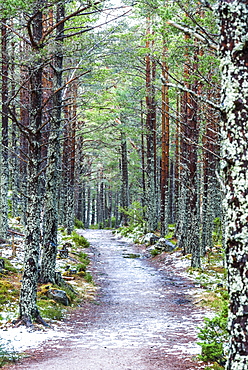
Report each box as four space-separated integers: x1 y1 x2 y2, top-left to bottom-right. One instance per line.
197 301 228 367
37 299 65 320
72 231 90 248
74 219 84 229
0 342 21 368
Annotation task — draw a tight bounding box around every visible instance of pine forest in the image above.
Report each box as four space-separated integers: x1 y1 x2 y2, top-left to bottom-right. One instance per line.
0 0 248 369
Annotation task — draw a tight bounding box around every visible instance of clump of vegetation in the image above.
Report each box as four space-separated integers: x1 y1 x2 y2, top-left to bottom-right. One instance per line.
150 249 160 257
197 300 228 368
0 280 19 306
89 224 99 230
74 219 84 229
78 251 90 263
72 231 90 248
204 364 225 370
212 217 222 245
0 341 21 368
118 202 146 238
76 263 88 272
0 259 18 274
37 299 65 320
84 272 93 283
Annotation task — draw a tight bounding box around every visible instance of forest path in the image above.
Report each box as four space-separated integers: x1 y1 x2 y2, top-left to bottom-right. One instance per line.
6 230 207 370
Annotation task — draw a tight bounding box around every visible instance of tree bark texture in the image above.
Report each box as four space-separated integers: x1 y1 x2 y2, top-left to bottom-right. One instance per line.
121 130 129 226
160 40 169 237
0 19 9 238
145 18 158 232
40 3 64 284
19 0 44 324
218 1 248 368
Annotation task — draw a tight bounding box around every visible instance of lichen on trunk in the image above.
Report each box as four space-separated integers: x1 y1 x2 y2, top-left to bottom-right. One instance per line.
218 0 248 368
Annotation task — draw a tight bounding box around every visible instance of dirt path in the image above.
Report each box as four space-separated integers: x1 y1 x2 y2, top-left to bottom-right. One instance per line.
5 230 207 370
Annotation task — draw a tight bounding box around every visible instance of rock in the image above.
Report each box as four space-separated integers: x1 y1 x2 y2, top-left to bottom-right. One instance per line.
59 244 70 259
154 238 176 252
142 233 159 245
0 258 5 272
47 288 69 306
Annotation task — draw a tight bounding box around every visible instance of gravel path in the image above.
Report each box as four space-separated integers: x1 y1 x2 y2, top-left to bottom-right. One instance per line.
5 230 207 370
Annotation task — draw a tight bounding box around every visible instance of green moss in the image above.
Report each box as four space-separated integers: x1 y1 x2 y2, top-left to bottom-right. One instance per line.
0 280 18 306
37 299 65 320
2 259 18 273
150 249 160 257
205 364 224 370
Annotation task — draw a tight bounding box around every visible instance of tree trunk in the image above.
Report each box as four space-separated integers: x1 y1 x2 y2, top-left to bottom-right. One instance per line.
19 0 45 325
0 19 9 238
40 3 64 284
160 40 169 237
121 130 129 226
145 17 158 232
218 1 248 368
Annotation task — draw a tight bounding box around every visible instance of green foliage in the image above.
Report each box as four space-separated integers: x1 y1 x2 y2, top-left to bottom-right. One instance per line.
0 280 18 306
212 218 222 244
74 219 84 229
119 202 146 228
0 0 34 17
84 272 93 283
2 259 18 274
72 231 90 248
204 363 224 370
37 299 65 320
150 249 160 257
78 251 90 263
89 224 99 229
0 341 21 368
197 303 228 365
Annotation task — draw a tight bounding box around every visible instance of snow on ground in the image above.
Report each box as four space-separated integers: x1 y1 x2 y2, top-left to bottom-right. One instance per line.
0 228 220 355
0 324 67 353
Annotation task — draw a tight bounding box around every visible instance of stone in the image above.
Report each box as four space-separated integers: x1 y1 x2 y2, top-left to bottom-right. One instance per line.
154 238 176 252
142 233 159 245
59 244 70 259
0 258 5 272
47 288 69 306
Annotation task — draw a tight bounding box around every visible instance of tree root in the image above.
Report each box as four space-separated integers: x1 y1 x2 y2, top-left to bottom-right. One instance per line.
13 312 50 328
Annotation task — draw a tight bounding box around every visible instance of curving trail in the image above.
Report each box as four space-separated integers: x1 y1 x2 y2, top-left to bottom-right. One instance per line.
6 230 207 370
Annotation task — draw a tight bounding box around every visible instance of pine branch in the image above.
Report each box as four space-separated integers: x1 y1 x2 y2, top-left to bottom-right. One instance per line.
167 20 218 51
161 78 220 110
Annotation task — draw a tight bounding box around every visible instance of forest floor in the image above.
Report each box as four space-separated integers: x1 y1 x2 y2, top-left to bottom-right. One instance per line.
1 229 220 370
